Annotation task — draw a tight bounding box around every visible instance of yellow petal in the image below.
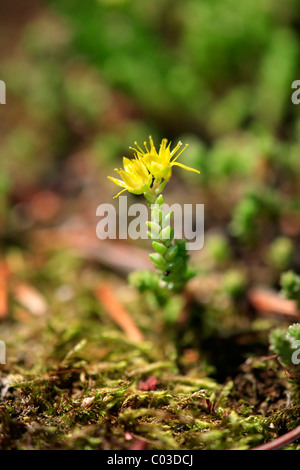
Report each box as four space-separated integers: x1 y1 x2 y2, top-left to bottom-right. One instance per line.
122 157 133 172
116 170 137 187
107 176 126 188
172 161 200 174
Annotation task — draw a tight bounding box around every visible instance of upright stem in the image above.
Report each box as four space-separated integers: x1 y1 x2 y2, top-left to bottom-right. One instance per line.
144 190 191 292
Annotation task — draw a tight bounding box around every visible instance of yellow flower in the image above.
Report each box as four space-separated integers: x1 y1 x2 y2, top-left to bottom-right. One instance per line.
131 136 200 181
108 157 152 198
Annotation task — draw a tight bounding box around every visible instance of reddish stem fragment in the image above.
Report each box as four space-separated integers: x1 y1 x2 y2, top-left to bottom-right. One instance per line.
95 282 144 343
0 260 10 319
252 425 300 450
248 287 300 319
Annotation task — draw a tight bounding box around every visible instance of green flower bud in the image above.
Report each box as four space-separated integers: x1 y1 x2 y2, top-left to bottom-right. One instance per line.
165 261 178 271
147 221 160 238
152 241 168 255
155 194 164 206
165 245 179 261
149 253 166 270
160 227 174 241
163 211 173 226
152 205 163 224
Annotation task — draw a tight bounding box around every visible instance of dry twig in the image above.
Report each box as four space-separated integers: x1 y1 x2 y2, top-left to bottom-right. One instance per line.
95 282 144 342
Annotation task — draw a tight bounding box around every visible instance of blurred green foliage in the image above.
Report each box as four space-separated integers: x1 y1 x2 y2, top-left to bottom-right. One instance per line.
280 270 300 306
0 0 299 296
267 237 293 271
0 0 299 209
48 0 300 133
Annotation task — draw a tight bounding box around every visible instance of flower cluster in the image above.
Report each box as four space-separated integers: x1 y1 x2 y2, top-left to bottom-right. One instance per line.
108 136 200 198
107 157 152 199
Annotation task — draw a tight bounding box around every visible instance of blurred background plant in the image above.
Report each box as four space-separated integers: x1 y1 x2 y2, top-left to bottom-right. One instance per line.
270 322 300 399
280 271 300 307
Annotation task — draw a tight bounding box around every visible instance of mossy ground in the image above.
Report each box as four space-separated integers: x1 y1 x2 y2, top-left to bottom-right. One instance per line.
0 248 299 450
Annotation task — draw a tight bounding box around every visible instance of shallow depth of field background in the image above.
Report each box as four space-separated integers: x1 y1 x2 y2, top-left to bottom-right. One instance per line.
0 0 300 451
1 0 300 222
